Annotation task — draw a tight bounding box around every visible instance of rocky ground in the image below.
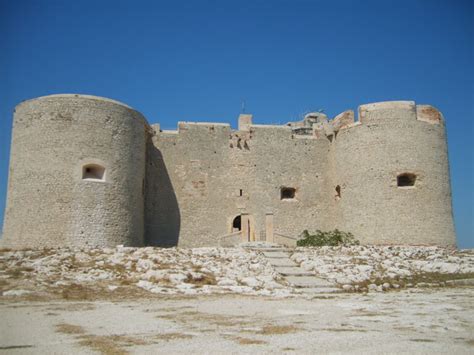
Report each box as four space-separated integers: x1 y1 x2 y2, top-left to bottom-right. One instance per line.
0 245 473 299
292 245 474 292
0 245 473 354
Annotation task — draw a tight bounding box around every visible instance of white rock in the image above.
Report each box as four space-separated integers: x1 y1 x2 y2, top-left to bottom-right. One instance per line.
143 269 167 281
342 284 354 291
3 289 32 296
217 278 238 286
135 259 155 271
225 285 253 293
168 273 188 284
336 277 351 285
368 284 378 291
136 280 154 290
240 277 261 288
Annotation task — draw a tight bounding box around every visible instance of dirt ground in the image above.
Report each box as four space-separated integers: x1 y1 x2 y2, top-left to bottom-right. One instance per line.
0 288 473 354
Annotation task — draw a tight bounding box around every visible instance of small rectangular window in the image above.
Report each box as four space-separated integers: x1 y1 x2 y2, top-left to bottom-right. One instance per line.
239 189 243 196
280 187 296 200
397 173 416 187
82 164 105 181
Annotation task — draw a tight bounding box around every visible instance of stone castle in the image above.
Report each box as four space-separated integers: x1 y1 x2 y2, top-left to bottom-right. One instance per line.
1 94 456 248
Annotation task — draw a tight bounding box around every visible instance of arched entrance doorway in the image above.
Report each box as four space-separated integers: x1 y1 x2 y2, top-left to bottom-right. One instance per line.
231 214 255 242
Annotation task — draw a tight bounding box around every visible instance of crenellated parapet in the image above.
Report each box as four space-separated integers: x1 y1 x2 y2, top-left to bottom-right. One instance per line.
282 101 445 143
330 100 454 247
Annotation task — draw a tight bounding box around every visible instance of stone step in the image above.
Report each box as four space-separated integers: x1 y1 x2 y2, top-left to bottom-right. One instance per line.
445 278 474 286
267 258 297 267
296 287 342 294
274 267 314 277
286 275 335 288
252 247 293 252
262 251 290 258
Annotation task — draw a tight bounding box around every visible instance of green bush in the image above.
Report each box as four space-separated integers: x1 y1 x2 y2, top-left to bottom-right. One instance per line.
296 229 359 247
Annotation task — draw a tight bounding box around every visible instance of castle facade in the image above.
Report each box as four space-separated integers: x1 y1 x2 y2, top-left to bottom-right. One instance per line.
1 95 456 248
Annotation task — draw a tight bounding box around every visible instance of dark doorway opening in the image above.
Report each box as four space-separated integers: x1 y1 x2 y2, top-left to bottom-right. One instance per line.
232 215 242 231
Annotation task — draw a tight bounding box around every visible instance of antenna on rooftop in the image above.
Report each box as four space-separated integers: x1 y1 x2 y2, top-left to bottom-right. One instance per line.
241 99 246 114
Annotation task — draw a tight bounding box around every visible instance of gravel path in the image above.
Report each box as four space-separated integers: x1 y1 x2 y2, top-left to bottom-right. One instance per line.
0 289 473 354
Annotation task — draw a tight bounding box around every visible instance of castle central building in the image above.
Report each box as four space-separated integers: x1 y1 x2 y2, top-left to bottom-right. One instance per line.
1 95 456 248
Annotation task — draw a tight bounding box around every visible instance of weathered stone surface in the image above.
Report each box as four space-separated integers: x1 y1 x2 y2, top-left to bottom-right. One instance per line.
274 267 314 276
291 245 474 292
286 276 334 288
332 110 355 131
2 95 148 248
416 105 443 124
1 95 456 248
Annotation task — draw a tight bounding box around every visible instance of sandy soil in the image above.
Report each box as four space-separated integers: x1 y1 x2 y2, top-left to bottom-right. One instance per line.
1 288 473 354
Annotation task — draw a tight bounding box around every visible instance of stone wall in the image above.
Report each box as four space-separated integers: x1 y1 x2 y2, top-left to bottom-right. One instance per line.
2 95 148 248
145 119 333 247
332 101 456 246
1 95 457 248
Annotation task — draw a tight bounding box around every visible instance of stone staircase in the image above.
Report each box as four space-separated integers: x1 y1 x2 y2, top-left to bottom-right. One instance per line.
242 242 340 294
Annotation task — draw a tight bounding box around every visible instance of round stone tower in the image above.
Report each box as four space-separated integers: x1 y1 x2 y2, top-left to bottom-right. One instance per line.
333 101 456 247
2 94 148 248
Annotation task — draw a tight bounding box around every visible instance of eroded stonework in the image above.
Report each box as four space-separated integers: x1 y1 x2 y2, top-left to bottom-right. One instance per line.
1 95 456 248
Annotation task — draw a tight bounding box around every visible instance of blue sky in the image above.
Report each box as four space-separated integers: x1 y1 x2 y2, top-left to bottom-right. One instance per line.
0 0 472 247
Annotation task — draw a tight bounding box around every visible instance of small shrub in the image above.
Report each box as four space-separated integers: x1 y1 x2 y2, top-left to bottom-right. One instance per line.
296 229 359 247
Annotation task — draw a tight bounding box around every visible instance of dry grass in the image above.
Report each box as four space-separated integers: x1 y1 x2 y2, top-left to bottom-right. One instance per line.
46 303 96 312
157 310 252 328
5 266 35 279
153 332 193 341
154 262 174 270
101 263 127 274
234 337 267 345
353 272 474 291
78 335 130 355
257 325 299 335
393 326 417 331
0 279 9 288
351 310 383 317
55 323 86 335
61 283 95 300
0 345 34 350
55 322 148 355
27 249 57 259
320 328 368 332
407 272 474 283
409 338 435 343
55 283 157 302
185 272 217 286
